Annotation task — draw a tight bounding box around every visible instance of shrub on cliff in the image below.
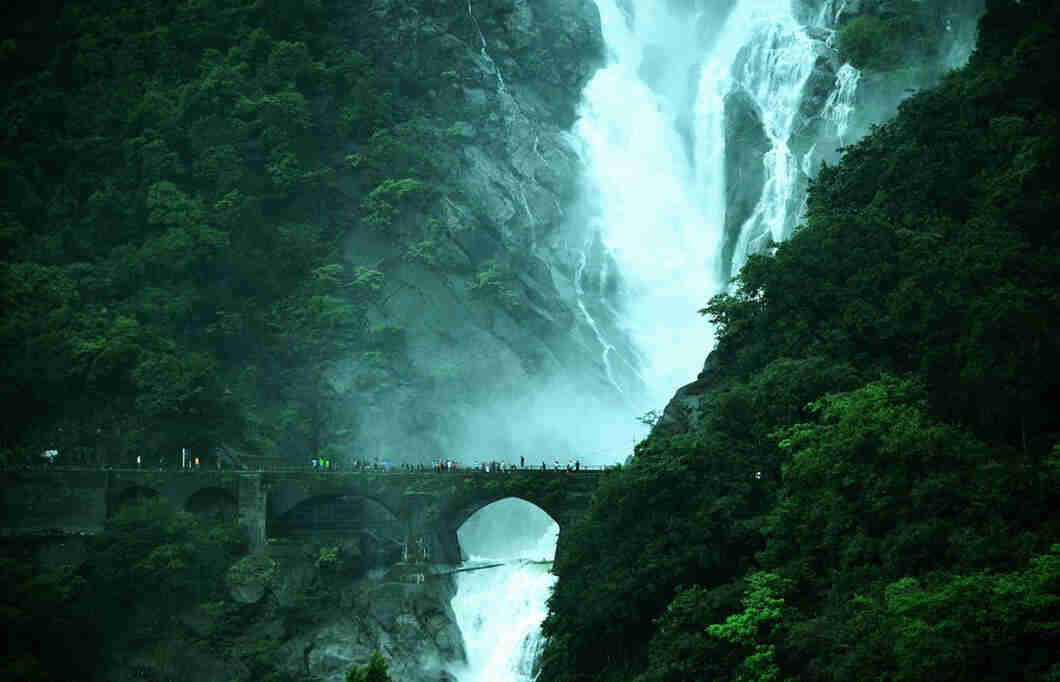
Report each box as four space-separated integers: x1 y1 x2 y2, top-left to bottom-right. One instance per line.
838 15 898 70
87 499 244 626
347 650 393 682
837 0 937 71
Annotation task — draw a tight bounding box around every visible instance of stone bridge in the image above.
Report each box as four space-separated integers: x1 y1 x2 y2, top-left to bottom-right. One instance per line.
0 468 603 564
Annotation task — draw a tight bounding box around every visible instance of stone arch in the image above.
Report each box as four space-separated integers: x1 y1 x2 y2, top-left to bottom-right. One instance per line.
110 485 160 516
184 486 237 523
268 492 407 566
446 493 563 535
454 497 559 562
429 471 600 565
267 483 404 523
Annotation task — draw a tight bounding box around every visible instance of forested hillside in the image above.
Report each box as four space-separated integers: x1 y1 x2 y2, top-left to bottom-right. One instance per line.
540 0 1060 679
2 0 400 465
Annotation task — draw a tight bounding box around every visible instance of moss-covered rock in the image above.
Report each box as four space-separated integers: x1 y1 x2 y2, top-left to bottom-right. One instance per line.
227 554 278 604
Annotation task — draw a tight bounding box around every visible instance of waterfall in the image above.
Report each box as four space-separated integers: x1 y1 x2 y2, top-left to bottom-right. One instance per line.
449 1 886 679
448 502 559 682
718 5 817 275
448 559 555 681
575 0 819 395
575 234 625 396
468 0 507 92
823 63 861 145
574 0 722 404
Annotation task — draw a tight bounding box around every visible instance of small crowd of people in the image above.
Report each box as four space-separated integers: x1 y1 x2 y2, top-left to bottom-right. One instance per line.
420 456 585 473
21 450 592 473
306 456 588 473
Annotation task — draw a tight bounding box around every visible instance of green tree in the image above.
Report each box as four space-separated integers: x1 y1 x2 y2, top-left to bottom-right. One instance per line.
346 650 392 682
882 546 1060 681
705 572 792 682
0 559 96 682
87 498 243 629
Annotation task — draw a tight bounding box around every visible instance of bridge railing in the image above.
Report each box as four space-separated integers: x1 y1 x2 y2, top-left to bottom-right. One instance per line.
12 464 614 473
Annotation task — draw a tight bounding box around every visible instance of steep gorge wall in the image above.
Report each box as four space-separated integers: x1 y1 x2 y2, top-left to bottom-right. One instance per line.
319 0 636 467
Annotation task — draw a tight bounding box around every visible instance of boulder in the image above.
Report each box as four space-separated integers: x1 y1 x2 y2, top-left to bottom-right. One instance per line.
226 555 278 605
652 351 733 440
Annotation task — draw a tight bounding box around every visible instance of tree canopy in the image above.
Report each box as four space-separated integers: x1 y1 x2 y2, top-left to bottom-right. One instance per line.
0 0 451 467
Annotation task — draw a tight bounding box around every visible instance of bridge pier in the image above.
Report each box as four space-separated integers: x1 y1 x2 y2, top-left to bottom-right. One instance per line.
403 494 462 565
237 474 267 553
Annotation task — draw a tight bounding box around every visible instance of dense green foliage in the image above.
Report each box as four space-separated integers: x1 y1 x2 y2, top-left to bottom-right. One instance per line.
836 0 941 72
541 1 1060 680
3 498 384 681
0 556 95 680
1 499 244 681
0 0 465 467
86 498 245 625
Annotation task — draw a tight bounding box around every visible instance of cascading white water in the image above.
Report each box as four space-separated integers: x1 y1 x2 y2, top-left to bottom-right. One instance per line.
823 63 861 144
706 4 817 277
574 0 722 404
448 502 559 682
469 0 507 92
575 0 819 396
449 560 555 681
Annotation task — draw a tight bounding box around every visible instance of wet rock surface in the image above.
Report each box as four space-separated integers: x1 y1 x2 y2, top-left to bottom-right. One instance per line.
103 538 465 682
318 0 631 466
721 89 771 281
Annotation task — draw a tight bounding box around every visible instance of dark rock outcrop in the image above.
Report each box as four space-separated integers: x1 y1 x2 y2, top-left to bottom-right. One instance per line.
651 351 733 440
319 0 630 467
720 89 771 282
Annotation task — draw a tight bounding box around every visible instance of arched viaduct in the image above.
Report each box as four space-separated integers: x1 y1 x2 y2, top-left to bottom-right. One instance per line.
0 469 602 564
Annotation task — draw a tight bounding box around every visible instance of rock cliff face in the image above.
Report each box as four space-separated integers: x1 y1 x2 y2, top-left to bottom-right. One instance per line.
104 536 465 682
721 89 771 278
319 0 630 467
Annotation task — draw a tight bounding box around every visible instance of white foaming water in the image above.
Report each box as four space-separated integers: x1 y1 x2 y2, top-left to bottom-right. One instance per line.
574 0 719 405
574 0 820 399
717 5 817 275
823 63 861 144
449 504 558 682
449 560 556 682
